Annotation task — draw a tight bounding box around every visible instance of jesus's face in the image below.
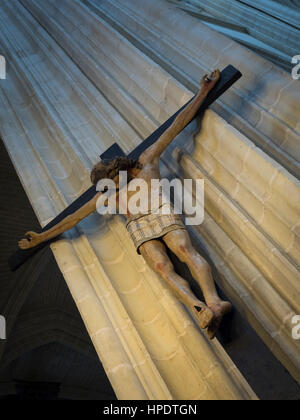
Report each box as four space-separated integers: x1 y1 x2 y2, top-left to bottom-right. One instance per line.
129 166 141 178
112 174 120 189
112 167 140 189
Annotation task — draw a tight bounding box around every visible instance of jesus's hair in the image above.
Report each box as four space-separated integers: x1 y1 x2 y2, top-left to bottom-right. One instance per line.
90 156 142 185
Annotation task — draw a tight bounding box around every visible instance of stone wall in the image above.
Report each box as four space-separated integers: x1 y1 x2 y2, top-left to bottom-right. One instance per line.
167 0 300 70
0 0 299 398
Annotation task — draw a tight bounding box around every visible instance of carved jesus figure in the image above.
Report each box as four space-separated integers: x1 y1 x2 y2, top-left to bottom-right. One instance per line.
19 70 231 339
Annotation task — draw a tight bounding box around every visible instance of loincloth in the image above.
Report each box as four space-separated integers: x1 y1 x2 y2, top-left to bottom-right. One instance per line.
126 202 186 254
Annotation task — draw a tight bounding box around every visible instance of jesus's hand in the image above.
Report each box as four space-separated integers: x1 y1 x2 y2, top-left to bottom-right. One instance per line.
18 231 43 249
200 69 220 94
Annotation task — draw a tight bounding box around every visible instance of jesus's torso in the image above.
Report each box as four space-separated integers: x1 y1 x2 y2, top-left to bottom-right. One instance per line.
116 160 164 219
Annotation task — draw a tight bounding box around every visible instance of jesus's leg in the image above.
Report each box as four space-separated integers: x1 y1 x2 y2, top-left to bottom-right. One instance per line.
162 229 231 339
139 239 213 329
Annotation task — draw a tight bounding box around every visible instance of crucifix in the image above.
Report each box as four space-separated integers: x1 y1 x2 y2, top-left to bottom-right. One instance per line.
10 66 242 339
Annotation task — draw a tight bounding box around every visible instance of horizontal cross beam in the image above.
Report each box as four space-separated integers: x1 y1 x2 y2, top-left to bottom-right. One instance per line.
8 65 242 271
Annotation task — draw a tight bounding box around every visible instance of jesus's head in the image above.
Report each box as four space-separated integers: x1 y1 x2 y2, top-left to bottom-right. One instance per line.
90 156 142 186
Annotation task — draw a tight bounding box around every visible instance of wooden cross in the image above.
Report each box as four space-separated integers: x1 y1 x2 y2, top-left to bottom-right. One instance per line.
8 65 242 271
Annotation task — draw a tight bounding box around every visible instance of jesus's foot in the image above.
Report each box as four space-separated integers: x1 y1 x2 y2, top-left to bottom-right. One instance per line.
206 301 232 340
193 305 214 329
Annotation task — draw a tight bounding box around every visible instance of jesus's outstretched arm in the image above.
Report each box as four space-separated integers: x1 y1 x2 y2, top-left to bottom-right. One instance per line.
18 191 102 249
138 69 220 165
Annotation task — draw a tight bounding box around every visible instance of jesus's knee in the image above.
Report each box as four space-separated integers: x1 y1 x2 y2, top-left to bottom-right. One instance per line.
175 243 211 274
174 240 196 263
141 247 173 276
153 255 174 275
